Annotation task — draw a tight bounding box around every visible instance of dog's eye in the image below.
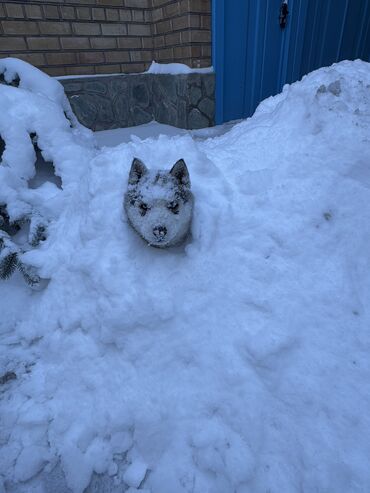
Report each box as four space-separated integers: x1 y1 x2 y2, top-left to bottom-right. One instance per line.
139 202 150 216
167 201 179 214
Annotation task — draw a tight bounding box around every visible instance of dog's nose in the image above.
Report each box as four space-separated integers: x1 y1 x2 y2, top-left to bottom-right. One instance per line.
153 225 167 239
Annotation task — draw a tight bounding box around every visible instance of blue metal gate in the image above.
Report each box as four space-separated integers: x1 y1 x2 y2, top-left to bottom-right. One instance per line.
212 0 370 124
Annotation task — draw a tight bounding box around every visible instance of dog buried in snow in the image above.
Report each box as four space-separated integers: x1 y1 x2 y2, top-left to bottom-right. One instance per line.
124 158 194 248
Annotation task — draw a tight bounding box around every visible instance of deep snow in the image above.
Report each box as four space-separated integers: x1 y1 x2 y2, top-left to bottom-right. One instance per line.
1 58 370 493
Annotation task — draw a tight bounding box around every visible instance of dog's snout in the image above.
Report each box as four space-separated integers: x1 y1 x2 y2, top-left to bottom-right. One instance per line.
153 225 167 239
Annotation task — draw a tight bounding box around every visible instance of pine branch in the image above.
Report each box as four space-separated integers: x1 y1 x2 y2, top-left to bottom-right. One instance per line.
0 209 47 286
0 251 18 279
0 232 19 280
18 262 40 286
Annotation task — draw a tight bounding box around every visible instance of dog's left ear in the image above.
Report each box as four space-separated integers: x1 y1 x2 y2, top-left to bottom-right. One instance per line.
170 159 190 187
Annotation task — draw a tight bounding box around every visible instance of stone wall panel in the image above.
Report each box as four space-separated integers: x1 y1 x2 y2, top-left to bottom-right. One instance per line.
60 72 214 131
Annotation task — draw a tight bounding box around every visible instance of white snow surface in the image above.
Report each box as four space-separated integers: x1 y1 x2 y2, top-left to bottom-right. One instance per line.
145 61 213 74
1 59 370 493
0 58 89 132
95 121 238 147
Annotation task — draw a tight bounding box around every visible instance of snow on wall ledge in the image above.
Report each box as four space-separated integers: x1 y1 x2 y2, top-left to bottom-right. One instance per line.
1 58 370 493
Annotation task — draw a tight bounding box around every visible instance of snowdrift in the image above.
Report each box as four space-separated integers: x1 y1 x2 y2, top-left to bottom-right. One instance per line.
1 58 370 493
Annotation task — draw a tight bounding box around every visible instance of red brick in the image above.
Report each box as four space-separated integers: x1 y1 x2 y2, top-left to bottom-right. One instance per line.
65 65 95 76
5 3 24 18
153 35 165 48
151 7 163 22
2 20 39 35
198 57 211 67
121 62 146 73
14 53 45 65
119 9 131 22
165 32 181 46
190 29 210 42
130 50 152 62
157 47 173 60
46 52 77 65
104 51 130 63
0 37 27 51
190 45 201 57
181 58 192 67
132 10 144 22
90 37 117 49
127 23 151 36
156 19 171 34
43 5 59 19
44 66 66 76
180 30 191 43
118 37 142 49
101 23 127 35
189 0 210 13
72 22 100 35
64 0 94 4
201 44 211 57
180 0 191 14
201 14 211 29
92 8 105 21
95 64 121 74
151 0 170 6
142 37 153 49
39 22 71 35
174 45 191 58
77 7 91 20
60 6 75 20
24 5 43 19
164 3 180 17
27 37 60 50
171 15 189 31
78 51 105 64
189 14 200 28
96 0 123 5
60 37 90 50
124 0 150 7
105 9 119 21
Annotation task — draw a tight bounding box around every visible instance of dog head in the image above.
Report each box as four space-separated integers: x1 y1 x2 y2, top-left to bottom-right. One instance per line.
124 158 193 248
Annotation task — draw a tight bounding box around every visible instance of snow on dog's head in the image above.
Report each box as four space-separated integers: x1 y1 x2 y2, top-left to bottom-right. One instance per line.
124 158 193 248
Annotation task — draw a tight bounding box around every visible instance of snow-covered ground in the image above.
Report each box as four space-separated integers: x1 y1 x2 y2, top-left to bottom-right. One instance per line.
1 58 370 493
94 120 238 147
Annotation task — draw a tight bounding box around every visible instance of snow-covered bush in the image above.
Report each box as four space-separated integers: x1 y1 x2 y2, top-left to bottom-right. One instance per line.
0 58 94 286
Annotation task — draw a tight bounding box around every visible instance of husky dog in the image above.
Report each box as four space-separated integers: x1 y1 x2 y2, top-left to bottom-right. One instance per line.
124 158 193 248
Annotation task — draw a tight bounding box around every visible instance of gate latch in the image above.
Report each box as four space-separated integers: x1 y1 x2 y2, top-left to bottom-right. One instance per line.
279 1 289 29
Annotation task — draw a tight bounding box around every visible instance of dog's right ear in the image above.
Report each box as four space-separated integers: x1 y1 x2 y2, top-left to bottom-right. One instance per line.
128 158 148 185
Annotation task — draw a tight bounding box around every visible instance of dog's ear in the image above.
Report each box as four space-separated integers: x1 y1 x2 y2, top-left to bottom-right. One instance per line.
128 158 148 185
170 159 190 187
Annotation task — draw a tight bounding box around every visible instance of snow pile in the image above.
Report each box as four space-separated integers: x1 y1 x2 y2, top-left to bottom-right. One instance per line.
1 59 370 493
0 58 90 131
0 57 95 289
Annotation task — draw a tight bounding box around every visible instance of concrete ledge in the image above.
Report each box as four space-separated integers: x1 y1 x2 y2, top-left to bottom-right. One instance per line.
60 73 215 131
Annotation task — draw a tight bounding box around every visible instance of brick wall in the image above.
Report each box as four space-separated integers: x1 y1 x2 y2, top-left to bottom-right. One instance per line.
0 0 211 76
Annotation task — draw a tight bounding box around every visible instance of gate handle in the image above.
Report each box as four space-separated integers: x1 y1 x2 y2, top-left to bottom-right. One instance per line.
279 1 289 29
